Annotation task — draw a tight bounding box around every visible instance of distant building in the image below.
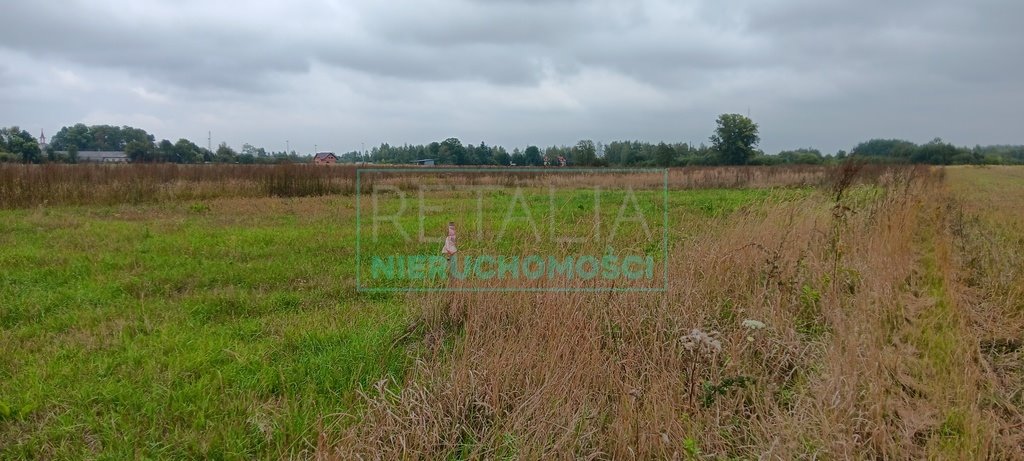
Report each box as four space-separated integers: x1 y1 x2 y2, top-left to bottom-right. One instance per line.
76 151 129 163
313 152 338 164
38 130 48 152
413 158 435 166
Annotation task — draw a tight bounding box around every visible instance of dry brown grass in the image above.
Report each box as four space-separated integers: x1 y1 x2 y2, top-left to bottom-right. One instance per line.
0 163 359 208
323 165 1024 459
1 164 896 209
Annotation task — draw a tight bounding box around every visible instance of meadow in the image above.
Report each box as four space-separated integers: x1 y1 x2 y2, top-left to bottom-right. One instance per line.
1 164 1021 459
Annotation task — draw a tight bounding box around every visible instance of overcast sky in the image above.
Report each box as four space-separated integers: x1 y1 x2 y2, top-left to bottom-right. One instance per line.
1 0 1022 154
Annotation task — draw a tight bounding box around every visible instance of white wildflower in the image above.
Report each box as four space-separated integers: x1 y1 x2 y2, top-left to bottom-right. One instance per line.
681 328 721 354
742 319 766 330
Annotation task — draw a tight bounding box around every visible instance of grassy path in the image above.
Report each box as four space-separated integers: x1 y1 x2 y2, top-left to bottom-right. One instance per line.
902 198 988 458
892 167 1024 458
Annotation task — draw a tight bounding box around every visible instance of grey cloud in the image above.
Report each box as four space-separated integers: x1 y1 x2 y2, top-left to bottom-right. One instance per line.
1 0 1022 154
0 66 13 88
317 39 547 85
366 1 593 47
0 2 310 92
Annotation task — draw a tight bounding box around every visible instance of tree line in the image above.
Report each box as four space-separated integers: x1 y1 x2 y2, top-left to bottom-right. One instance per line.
0 124 307 164
2 116 1023 166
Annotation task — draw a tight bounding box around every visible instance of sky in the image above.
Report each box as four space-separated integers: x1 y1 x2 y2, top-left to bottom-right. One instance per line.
1 0 1022 155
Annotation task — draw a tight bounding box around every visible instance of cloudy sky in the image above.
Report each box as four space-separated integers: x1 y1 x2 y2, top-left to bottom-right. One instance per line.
1 0 1022 154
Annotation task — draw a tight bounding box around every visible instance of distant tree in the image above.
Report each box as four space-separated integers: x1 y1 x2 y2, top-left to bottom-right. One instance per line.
710 114 759 165
475 142 493 165
241 143 268 158
50 124 154 152
776 148 824 165
49 123 90 151
655 142 675 167
215 142 237 163
157 139 175 162
672 143 692 164
912 138 960 165
850 139 917 158
440 137 466 165
494 146 511 165
622 141 649 165
572 139 597 166
89 125 120 151
173 139 202 163
125 140 154 162
426 142 441 162
523 145 542 166
0 126 42 163
120 126 155 147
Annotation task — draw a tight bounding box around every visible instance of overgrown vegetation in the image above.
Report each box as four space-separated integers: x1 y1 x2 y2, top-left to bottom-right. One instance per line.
1 165 1021 459
0 163 846 209
331 165 1023 459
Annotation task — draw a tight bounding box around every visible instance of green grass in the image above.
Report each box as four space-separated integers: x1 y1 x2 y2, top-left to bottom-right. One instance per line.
0 187 807 459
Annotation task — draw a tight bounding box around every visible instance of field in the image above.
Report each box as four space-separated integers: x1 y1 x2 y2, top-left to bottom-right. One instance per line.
1 165 1022 459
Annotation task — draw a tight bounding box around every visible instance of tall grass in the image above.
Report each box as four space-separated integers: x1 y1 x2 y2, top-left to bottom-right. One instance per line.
1 164 899 209
327 165 1023 459
0 164 358 208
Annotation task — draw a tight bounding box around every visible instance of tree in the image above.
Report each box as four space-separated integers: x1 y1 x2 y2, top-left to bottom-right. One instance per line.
655 142 675 167
493 146 511 166
912 138 960 165
572 139 596 166
215 142 237 163
0 127 42 163
850 139 916 158
173 139 202 163
510 150 525 166
49 123 90 151
524 145 542 166
241 143 268 158
776 148 824 165
120 126 155 147
710 114 760 165
50 124 154 153
475 142 493 165
125 140 154 162
440 137 466 165
156 140 175 162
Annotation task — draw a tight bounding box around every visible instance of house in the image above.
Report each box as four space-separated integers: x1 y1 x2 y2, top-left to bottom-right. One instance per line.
313 152 337 164
413 158 435 166
76 151 129 163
